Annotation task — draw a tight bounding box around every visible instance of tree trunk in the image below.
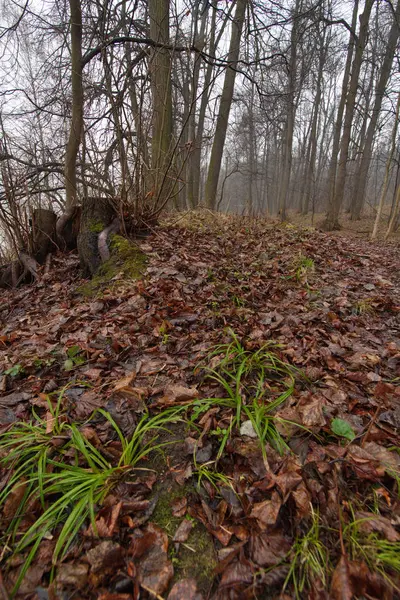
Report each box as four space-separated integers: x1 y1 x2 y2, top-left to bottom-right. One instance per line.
65 0 83 209
371 90 400 239
302 27 326 215
204 0 247 209
186 0 208 209
189 1 217 207
31 209 57 264
323 0 359 229
149 0 173 207
78 197 116 276
323 0 374 230
385 183 400 239
351 0 400 220
278 0 302 221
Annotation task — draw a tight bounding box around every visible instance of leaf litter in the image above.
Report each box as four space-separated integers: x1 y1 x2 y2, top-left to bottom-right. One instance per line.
0 215 400 599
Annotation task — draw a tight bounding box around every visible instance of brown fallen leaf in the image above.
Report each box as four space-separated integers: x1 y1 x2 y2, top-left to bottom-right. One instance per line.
298 394 327 428
249 532 291 567
291 481 311 518
330 555 353 600
363 442 400 473
219 558 253 587
173 519 193 543
158 384 199 405
0 391 30 406
137 543 174 595
86 541 124 586
171 496 187 517
355 511 400 542
54 563 89 590
167 579 204 600
113 371 136 391
2 479 27 521
347 560 393 600
250 491 282 529
87 501 122 538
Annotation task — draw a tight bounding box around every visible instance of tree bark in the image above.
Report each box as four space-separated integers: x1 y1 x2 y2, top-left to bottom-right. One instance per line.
323 0 359 229
204 0 247 210
278 0 301 221
65 0 83 209
351 0 400 220
324 0 374 230
371 90 400 239
149 0 173 207
302 25 327 215
31 209 57 264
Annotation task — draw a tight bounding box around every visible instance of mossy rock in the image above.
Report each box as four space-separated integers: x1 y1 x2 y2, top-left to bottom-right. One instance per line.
77 234 147 297
151 482 217 594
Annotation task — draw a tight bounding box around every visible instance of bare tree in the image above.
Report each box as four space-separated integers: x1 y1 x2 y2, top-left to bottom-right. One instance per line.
323 0 374 230
351 0 400 220
65 0 83 209
204 0 247 210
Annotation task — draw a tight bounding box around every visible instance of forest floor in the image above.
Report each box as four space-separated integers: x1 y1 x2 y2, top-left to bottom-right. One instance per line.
0 211 400 600
288 209 400 241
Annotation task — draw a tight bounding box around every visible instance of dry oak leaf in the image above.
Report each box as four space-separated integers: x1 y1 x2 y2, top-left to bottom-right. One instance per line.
250 491 281 529
173 519 193 543
363 442 400 474
167 579 204 600
249 532 291 567
330 555 353 600
219 558 253 587
112 371 136 391
54 563 89 590
346 560 393 600
355 511 400 542
164 384 199 402
137 524 174 595
298 394 327 428
86 541 124 586
2 478 27 520
291 481 312 518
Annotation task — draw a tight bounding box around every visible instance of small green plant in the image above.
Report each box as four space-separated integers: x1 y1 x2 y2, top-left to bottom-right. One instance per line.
0 398 183 595
4 364 24 377
192 330 303 462
331 418 356 442
282 508 329 598
206 267 215 281
352 298 375 316
64 345 86 371
291 254 315 283
33 357 56 370
232 295 245 308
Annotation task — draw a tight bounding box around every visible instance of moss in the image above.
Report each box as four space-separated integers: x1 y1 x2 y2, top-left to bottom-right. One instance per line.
89 221 105 233
151 483 217 592
76 235 147 297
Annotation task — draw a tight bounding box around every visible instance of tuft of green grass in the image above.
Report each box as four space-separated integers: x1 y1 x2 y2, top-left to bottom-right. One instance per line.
352 298 375 316
0 397 183 595
192 460 235 493
282 508 329 598
292 254 315 283
191 330 303 462
344 513 400 589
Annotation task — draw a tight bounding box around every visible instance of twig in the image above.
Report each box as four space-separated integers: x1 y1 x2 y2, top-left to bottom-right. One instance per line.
361 405 381 448
0 569 10 600
140 583 165 599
